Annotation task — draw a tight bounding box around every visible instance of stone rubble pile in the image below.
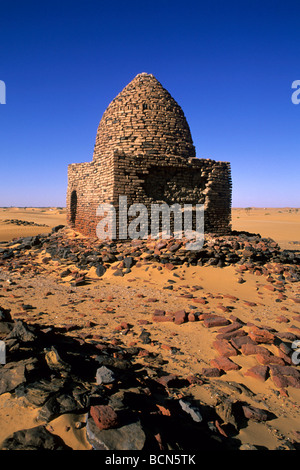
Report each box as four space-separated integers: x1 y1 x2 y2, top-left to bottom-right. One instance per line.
1 307 281 451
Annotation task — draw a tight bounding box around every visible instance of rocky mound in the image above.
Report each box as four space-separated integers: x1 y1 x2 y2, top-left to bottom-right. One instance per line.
0 225 299 274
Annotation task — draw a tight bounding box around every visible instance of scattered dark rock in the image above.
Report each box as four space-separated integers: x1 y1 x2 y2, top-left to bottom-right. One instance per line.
1 425 71 450
86 413 146 450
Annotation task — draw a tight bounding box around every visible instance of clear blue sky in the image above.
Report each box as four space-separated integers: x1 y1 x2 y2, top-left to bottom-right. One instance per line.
0 0 299 207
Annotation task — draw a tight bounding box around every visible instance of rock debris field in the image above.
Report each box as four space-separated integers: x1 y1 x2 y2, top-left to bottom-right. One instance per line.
0 226 299 450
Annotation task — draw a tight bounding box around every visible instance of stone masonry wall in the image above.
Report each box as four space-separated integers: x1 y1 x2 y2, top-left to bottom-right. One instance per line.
67 73 232 240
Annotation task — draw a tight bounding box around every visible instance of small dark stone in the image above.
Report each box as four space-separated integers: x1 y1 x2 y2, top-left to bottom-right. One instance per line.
96 264 106 277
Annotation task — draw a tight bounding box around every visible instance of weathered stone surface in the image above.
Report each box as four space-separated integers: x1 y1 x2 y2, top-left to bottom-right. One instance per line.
269 365 300 389
6 320 37 343
15 377 65 407
210 356 240 371
86 415 146 450
44 346 72 373
248 326 275 344
203 316 230 328
0 425 71 450
216 399 239 429
66 73 232 239
173 310 188 325
242 405 269 422
230 335 257 350
244 365 269 382
201 367 222 377
255 353 286 366
0 306 12 322
90 405 119 430
179 399 202 422
241 343 271 356
38 392 85 422
213 339 238 357
216 322 243 336
0 363 26 394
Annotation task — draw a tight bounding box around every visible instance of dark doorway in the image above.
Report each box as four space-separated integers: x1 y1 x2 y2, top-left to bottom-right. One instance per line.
70 190 77 225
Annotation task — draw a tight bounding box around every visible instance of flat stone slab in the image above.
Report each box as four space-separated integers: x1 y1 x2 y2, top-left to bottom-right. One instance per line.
203 316 230 328
86 415 146 450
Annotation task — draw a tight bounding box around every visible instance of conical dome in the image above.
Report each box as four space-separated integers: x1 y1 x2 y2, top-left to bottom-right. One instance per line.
93 73 195 162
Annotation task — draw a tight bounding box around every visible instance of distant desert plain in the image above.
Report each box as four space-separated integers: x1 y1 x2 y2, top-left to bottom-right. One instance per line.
1 206 299 250
0 206 299 451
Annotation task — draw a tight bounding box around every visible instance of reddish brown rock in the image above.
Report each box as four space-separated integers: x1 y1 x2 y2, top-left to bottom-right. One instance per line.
255 353 286 366
152 314 173 323
244 301 257 307
173 310 187 325
179 293 194 299
186 374 204 385
244 365 269 382
198 312 213 321
217 305 231 313
90 405 119 430
153 309 165 316
165 263 175 270
271 374 290 389
269 365 300 379
230 335 256 350
241 343 271 356
156 404 171 416
269 365 300 389
210 356 240 371
276 315 289 323
213 339 238 357
188 313 197 322
200 367 222 377
242 405 269 422
248 325 275 344
138 349 151 357
156 374 180 387
118 321 131 330
138 319 151 325
193 298 208 304
216 329 246 341
216 322 243 335
223 294 239 301
275 347 292 365
264 285 276 292
203 316 230 328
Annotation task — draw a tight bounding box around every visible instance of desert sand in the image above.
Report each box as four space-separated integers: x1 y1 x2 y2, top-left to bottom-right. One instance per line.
232 207 300 251
0 207 299 451
0 207 66 242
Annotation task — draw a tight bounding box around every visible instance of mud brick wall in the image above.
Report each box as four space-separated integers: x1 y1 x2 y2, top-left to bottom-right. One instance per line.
67 73 232 239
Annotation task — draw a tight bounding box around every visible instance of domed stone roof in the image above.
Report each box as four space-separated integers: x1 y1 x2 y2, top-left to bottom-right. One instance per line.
93 73 195 162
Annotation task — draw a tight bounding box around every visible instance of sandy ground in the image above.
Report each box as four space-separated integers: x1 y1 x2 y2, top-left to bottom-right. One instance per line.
0 207 66 242
232 207 300 250
0 207 299 450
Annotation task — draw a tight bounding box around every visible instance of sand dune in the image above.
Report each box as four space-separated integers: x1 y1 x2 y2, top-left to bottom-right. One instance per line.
0 207 67 242
232 207 300 250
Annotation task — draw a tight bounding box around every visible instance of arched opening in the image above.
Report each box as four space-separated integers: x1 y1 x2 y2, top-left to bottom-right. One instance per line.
70 190 77 225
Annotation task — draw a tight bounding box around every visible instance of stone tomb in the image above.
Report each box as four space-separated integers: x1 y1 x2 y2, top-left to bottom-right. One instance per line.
67 73 232 239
